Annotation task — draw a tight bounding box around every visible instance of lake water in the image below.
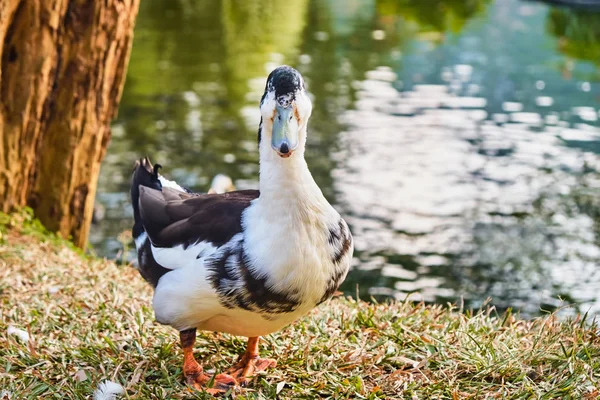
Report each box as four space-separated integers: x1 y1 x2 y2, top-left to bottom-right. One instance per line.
91 0 600 317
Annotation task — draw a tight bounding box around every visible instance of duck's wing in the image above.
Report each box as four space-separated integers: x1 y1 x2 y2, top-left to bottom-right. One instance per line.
138 185 259 256
131 158 258 286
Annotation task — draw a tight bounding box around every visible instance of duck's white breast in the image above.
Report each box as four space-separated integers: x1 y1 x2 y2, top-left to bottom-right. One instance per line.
242 196 341 306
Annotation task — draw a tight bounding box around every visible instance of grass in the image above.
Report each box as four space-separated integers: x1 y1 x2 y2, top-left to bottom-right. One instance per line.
1 212 599 399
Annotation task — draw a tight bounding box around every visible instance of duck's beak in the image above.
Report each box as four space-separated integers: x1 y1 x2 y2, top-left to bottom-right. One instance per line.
271 104 298 158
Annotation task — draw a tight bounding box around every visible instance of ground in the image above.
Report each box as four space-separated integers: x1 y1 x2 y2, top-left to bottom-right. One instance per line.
0 211 599 399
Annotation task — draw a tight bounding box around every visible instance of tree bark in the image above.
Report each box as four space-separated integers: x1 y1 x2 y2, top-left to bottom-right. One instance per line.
0 0 139 247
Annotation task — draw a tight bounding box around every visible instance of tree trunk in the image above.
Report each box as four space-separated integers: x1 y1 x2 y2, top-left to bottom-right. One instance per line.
0 0 139 247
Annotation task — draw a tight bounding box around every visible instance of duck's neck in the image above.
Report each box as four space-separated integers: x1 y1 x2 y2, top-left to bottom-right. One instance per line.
257 141 327 211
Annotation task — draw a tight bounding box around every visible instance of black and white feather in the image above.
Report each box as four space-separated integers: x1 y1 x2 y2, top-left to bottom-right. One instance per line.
131 66 353 338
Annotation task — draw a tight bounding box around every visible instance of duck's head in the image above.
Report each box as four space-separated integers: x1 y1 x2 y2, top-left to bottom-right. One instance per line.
259 66 312 159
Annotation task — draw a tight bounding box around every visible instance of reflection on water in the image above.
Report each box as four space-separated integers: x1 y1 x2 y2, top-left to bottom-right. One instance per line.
92 0 600 317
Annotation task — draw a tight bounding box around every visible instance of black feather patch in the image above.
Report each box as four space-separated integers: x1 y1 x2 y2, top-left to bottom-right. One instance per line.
138 186 259 249
317 267 347 305
329 219 353 265
264 65 304 104
318 218 353 304
206 240 300 316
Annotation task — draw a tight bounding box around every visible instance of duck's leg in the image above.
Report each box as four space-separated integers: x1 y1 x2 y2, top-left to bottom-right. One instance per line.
180 329 236 393
227 336 277 384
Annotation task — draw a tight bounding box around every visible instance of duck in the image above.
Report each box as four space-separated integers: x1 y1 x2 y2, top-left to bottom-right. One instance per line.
130 65 353 393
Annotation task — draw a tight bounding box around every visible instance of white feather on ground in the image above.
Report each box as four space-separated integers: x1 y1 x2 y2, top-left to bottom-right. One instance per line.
7 325 29 343
93 381 125 400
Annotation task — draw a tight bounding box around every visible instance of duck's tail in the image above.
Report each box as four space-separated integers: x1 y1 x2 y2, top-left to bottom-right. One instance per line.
131 157 163 241
131 157 192 240
131 157 176 288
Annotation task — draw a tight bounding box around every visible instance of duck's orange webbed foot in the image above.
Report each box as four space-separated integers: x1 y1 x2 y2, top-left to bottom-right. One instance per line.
226 337 277 385
181 329 238 394
185 371 238 395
